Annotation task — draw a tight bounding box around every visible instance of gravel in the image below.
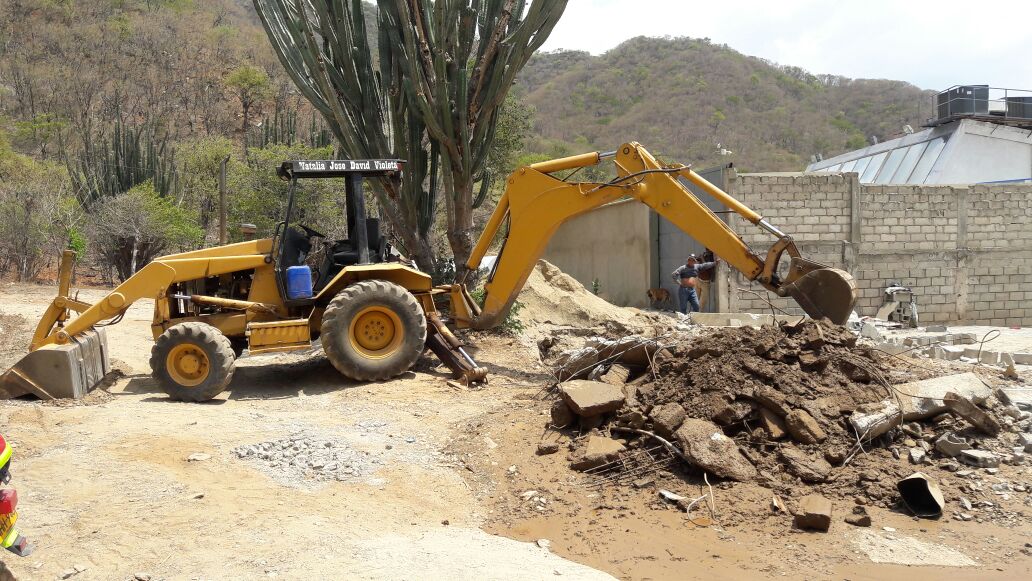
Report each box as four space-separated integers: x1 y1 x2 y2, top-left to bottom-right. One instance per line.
234 431 384 487
233 422 440 489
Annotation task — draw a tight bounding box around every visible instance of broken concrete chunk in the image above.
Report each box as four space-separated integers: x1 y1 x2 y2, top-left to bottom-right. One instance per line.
750 386 790 417
550 399 575 428
712 401 753 426
616 409 646 429
569 434 626 471
1013 352 1032 365
555 336 664 381
1018 433 1032 453
844 505 872 527
794 494 833 532
784 409 827 444
997 386 1032 411
849 400 903 439
959 449 999 468
649 402 686 438
780 447 832 483
860 322 883 341
952 333 978 345
536 442 560 456
758 407 787 440
599 363 633 386
909 448 926 464
979 350 1000 365
558 380 625 417
937 345 965 361
943 391 1001 436
893 372 992 421
934 433 968 457
675 419 757 481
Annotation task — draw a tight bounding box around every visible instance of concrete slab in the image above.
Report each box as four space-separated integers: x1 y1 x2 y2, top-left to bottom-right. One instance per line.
895 372 992 420
558 380 625 417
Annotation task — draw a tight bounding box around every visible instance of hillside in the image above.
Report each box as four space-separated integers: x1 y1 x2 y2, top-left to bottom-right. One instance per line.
518 37 934 171
0 1 939 283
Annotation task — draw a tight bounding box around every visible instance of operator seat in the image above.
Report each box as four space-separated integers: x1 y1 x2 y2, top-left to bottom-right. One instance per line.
313 219 387 292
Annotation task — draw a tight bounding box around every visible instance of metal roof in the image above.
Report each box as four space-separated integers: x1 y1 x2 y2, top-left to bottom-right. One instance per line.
806 119 1032 185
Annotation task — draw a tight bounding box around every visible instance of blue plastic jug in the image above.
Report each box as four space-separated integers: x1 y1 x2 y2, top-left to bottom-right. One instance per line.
286 265 313 299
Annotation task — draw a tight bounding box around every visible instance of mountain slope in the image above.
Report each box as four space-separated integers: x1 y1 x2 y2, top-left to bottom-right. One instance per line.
518 36 933 171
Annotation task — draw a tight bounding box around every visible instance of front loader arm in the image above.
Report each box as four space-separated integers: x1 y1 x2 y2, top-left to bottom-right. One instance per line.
451 142 856 328
32 243 274 350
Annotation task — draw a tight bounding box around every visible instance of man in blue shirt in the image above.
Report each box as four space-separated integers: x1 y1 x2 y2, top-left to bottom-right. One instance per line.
671 254 718 314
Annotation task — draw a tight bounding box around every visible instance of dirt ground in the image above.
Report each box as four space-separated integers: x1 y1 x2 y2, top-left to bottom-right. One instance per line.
0 281 1029 580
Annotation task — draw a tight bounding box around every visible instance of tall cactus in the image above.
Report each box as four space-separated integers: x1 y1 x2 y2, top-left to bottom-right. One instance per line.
67 119 179 209
252 0 567 275
246 106 334 149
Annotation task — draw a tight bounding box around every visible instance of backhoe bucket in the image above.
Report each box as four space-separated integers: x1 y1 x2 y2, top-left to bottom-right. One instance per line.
781 264 857 325
0 328 110 400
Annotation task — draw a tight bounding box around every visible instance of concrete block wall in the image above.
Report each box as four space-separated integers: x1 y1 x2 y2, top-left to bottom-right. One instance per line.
725 172 1032 325
543 200 654 308
727 173 852 316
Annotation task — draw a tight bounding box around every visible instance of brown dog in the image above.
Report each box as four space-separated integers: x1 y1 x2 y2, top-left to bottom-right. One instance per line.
646 287 671 308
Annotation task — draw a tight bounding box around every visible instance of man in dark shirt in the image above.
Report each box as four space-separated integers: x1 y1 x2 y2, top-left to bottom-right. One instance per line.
671 254 718 314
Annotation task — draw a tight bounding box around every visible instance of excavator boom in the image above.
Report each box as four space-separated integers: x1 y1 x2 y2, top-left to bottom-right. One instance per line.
451 142 857 328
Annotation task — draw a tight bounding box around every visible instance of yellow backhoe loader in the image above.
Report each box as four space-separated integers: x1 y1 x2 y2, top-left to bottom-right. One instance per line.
0 143 856 402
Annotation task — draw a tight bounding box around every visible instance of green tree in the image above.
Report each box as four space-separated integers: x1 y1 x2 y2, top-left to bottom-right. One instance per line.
225 64 272 133
91 181 203 281
0 127 82 281
177 135 235 237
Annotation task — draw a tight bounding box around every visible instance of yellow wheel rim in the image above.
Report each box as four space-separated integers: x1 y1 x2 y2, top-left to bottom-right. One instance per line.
166 344 211 387
348 306 403 359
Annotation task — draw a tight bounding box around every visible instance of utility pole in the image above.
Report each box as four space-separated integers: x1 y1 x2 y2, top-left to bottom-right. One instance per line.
218 156 229 244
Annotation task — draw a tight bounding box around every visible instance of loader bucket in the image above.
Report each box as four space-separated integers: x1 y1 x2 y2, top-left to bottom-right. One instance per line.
781 263 857 325
0 328 111 400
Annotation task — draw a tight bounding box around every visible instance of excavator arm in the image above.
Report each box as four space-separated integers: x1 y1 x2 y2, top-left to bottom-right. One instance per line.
450 142 856 329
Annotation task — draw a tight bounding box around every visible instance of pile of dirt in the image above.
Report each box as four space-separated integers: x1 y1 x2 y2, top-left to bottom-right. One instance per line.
640 319 883 459
517 260 671 342
548 319 1032 519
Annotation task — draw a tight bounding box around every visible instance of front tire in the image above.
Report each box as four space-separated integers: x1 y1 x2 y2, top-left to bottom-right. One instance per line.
151 322 236 402
321 280 426 382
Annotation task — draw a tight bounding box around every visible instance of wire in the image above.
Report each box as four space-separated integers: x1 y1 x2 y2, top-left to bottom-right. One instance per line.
584 167 684 194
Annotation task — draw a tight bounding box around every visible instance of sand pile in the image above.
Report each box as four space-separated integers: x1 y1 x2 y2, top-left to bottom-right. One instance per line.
516 260 669 341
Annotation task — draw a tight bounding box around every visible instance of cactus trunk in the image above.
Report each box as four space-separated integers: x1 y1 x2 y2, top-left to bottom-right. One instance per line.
252 0 567 276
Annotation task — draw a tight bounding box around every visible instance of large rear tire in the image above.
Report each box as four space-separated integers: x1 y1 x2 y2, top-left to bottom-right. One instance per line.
151 322 236 402
321 280 426 382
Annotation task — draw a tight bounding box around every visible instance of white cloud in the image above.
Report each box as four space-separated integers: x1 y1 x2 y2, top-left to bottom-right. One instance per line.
540 0 1032 90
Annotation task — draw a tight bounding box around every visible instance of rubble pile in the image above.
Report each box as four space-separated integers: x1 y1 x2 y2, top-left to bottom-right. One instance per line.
547 318 1032 524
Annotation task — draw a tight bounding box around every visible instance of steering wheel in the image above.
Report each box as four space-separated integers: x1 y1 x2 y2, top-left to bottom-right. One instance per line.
298 224 326 239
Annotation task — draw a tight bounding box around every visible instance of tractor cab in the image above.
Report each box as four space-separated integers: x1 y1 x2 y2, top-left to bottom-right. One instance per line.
274 159 404 305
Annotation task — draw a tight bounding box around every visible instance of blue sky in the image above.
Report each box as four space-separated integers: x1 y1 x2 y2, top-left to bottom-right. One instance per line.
540 0 1032 90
